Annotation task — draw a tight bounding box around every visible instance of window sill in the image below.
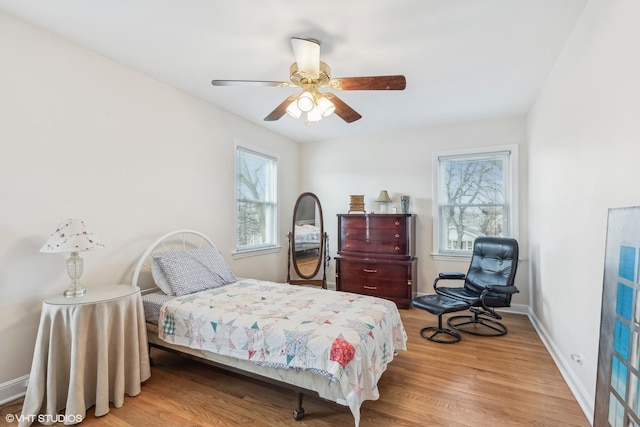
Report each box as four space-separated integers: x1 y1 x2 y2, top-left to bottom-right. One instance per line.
232 245 281 259
431 253 472 262
432 253 527 263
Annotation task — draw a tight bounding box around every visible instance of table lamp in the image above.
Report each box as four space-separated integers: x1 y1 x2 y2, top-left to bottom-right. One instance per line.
40 219 105 298
375 190 392 214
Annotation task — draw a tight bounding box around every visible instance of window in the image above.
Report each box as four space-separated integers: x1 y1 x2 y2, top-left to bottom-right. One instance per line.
433 145 518 258
235 145 278 253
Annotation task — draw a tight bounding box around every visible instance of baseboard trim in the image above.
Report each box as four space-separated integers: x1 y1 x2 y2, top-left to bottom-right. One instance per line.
497 303 529 315
0 374 28 406
527 309 594 425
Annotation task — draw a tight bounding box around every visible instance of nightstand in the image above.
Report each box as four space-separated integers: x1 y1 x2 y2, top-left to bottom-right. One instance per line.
19 285 151 426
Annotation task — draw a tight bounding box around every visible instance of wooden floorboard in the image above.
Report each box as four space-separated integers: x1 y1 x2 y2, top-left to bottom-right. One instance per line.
0 309 589 426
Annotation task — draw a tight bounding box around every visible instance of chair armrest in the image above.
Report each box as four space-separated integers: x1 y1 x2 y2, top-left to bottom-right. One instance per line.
434 272 466 291
438 272 466 280
486 285 519 295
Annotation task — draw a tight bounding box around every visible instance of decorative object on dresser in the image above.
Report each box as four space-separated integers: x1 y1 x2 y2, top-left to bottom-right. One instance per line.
375 190 392 214
335 213 417 308
39 219 105 298
401 195 411 214
348 194 365 213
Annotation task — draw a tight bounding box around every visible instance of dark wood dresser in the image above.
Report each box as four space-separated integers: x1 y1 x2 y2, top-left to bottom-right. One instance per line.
335 214 417 308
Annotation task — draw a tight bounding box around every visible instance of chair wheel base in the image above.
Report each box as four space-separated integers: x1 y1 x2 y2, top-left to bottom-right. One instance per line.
420 326 461 344
448 315 508 336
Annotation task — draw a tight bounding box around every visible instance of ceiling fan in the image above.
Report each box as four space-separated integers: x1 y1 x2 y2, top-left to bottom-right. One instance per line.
211 37 406 125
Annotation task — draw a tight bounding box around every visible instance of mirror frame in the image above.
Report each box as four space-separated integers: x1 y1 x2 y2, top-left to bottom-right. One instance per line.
290 192 325 281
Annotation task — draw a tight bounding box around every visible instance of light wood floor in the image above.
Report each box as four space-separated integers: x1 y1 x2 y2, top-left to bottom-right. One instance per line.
1 309 589 426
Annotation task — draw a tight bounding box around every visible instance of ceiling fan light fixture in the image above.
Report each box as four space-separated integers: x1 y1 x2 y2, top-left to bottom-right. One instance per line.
316 95 335 117
297 91 315 112
306 108 323 123
285 100 302 119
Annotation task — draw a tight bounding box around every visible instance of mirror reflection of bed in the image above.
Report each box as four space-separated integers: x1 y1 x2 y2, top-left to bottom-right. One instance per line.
288 192 328 287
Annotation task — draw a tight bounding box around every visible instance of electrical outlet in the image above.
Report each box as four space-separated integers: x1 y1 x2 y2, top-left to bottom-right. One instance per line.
571 353 584 365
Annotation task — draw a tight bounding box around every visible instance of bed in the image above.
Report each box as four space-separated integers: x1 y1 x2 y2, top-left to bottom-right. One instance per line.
132 230 407 426
294 222 321 253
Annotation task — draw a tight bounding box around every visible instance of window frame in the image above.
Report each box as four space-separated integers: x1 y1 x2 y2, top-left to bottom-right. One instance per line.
233 143 280 257
432 144 519 261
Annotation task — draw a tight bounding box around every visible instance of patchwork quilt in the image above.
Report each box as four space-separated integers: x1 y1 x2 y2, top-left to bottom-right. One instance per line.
158 279 407 425
294 224 321 244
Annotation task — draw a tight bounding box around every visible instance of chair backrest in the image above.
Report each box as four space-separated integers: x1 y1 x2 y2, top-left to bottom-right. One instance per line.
464 237 519 305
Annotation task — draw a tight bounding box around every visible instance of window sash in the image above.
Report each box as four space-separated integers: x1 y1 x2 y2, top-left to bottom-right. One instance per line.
235 146 277 252
433 146 517 257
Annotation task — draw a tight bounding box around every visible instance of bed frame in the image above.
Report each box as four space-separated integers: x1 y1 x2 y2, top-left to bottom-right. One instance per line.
131 229 341 421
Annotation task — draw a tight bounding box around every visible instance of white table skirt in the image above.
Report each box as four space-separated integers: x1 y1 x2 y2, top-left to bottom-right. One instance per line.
19 286 151 426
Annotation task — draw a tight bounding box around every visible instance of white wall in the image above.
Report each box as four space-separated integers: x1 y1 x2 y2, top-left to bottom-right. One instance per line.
0 11 300 394
300 116 529 303
528 0 640 421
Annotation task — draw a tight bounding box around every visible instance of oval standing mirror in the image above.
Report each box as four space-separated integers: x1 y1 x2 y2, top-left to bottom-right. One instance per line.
287 192 327 287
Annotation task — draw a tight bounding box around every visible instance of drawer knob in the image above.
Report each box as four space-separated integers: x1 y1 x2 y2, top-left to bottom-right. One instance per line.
395 246 400 251
395 233 400 238
346 244 350 248
346 232 350 237
363 285 377 290
395 221 400 226
363 268 378 273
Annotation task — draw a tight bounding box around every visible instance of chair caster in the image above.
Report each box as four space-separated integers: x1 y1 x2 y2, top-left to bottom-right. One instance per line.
293 392 305 420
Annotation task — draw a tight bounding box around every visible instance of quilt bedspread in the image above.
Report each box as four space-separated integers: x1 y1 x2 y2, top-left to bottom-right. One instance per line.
157 279 407 425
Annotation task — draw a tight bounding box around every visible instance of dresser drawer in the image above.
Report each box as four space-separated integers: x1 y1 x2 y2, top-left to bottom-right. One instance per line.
343 228 405 242
339 259 410 281
336 259 412 300
338 214 414 257
342 238 407 256
338 277 409 300
340 215 407 231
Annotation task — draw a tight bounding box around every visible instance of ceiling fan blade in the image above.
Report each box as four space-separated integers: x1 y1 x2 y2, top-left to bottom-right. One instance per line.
291 37 320 77
324 93 362 123
264 95 297 121
331 75 406 90
212 80 291 87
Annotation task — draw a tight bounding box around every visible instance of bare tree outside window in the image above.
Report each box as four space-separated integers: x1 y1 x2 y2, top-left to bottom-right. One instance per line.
439 152 509 252
236 147 277 250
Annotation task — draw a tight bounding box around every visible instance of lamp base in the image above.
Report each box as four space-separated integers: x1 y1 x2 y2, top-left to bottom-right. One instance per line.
64 252 85 298
64 285 86 298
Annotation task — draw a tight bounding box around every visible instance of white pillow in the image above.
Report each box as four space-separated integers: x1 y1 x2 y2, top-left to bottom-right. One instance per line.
152 247 237 296
151 258 174 295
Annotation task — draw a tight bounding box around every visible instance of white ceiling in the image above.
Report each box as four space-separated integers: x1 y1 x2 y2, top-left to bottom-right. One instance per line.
0 0 587 143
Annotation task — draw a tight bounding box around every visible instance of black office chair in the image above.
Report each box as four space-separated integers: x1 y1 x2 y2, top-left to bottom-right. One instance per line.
434 236 519 336
412 237 519 343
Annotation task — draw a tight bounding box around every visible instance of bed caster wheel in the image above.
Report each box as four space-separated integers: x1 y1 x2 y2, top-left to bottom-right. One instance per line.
293 408 305 421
